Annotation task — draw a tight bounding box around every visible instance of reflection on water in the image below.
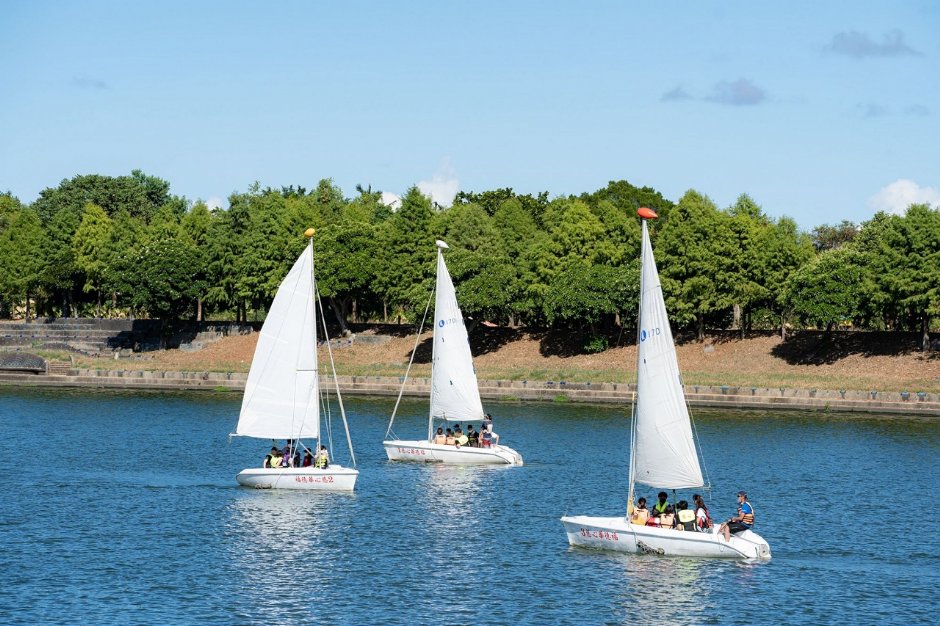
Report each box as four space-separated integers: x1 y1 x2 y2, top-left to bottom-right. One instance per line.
616 555 704 616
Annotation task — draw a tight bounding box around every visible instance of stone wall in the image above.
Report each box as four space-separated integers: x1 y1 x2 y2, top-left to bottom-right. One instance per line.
1 369 937 416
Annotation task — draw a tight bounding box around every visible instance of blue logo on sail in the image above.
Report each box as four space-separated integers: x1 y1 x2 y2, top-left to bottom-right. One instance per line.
640 328 661 342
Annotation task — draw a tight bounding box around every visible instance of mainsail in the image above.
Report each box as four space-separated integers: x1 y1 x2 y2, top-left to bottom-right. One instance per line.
429 241 485 422
630 220 704 489
235 244 320 440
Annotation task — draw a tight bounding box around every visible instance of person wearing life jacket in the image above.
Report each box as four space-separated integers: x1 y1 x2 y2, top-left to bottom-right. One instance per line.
268 448 284 469
630 497 650 526
263 446 279 468
466 424 479 447
651 491 669 519
315 445 330 469
720 491 755 541
676 500 696 531
658 505 676 529
302 449 314 467
693 494 712 530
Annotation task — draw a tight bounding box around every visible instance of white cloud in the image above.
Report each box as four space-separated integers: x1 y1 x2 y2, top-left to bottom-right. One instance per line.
660 86 692 102
705 78 766 106
825 30 920 58
380 191 402 210
417 160 460 208
71 76 109 90
868 179 940 215
206 197 224 210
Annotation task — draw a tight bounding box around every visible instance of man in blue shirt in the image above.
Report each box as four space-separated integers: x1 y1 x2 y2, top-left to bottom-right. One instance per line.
720 491 755 541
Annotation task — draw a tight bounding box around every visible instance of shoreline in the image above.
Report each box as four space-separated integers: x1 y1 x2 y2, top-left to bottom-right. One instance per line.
2 369 938 416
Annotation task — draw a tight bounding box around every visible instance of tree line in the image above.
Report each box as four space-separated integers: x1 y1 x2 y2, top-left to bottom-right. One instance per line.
0 171 937 351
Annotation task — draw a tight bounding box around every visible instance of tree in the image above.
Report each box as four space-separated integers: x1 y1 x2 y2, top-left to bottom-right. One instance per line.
656 190 734 340
434 202 515 327
315 221 380 331
530 198 619 327
870 204 940 350
32 171 172 223
0 207 49 320
180 201 214 320
492 198 544 325
782 247 872 333
43 208 83 317
763 217 815 339
72 202 114 316
0 192 21 232
113 238 202 334
811 220 858 252
373 186 436 321
581 179 675 227
725 194 771 335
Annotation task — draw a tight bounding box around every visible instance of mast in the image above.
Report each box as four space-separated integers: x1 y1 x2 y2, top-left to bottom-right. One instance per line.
306 229 318 455
427 241 447 441
627 208 657 511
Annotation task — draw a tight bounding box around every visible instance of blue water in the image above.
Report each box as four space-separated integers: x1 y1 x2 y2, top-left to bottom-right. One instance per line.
1 388 939 625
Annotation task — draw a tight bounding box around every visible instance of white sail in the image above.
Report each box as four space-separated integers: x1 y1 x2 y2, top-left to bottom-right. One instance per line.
631 220 703 489
235 245 320 440
429 243 485 422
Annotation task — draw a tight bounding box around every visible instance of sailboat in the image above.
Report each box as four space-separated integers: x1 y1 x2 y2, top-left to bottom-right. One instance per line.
233 229 359 491
382 240 523 466
560 208 771 559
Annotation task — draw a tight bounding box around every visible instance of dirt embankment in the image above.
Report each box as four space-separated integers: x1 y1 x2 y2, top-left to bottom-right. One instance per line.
102 327 940 394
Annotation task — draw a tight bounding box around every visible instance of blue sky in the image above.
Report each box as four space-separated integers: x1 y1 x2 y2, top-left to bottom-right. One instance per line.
2 0 938 230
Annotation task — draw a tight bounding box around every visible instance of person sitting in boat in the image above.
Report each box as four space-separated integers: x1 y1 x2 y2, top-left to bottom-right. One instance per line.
265 447 284 468
302 448 314 467
445 428 456 445
466 424 479 447
676 500 696 531
693 494 712 530
281 440 297 467
263 446 280 468
314 445 330 469
480 427 492 447
630 498 650 525
719 491 755 541
658 505 677 529
651 492 669 519
433 427 446 445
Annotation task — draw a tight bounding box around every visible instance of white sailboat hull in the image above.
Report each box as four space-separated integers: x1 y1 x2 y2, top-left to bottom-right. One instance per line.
236 466 359 491
560 515 771 560
383 440 523 466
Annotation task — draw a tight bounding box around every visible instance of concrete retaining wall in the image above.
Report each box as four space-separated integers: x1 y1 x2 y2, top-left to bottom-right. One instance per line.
0 369 937 416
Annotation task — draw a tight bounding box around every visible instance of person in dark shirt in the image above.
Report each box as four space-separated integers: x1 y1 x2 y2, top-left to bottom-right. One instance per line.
466 424 479 447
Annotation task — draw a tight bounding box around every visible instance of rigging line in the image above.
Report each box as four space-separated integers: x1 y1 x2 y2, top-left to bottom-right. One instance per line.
316 279 356 468
320 378 335 461
686 390 711 491
385 288 434 440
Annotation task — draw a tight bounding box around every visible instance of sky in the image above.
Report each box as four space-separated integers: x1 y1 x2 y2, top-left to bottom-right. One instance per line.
2 0 939 231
